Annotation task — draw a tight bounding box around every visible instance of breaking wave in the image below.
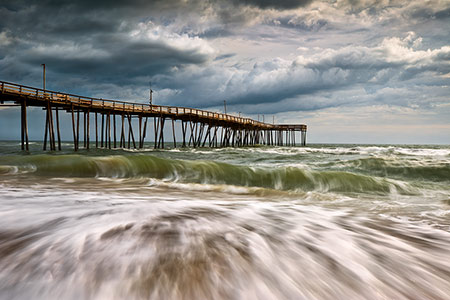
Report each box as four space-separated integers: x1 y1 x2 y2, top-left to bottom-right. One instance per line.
0 154 422 195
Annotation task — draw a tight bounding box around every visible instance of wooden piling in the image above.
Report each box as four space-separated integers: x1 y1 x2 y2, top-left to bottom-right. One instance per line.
86 110 90 149
138 115 142 148
142 116 148 148
20 100 29 151
95 112 98 148
127 113 136 149
154 116 159 149
181 121 187 147
113 114 116 148
43 106 49 150
76 109 80 150
157 116 165 149
107 113 111 148
83 111 87 148
101 113 104 148
71 104 77 151
55 107 61 150
172 118 176 148
120 114 125 148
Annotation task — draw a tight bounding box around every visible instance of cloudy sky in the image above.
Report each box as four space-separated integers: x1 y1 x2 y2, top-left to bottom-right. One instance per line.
1 0 449 143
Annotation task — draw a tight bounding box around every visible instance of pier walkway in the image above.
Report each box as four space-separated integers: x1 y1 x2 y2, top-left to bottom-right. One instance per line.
0 81 307 151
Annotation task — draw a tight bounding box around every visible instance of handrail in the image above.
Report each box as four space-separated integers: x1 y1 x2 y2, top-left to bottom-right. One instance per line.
0 80 306 130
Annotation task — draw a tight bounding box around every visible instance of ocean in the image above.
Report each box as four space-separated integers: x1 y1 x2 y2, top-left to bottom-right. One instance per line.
0 142 449 300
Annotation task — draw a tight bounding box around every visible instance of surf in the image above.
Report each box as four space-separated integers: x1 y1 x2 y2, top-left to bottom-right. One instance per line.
0 153 420 195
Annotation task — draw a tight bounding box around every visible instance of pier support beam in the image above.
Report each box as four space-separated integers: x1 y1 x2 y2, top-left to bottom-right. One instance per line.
120 114 125 148
95 112 98 148
71 104 78 151
154 116 159 149
101 113 104 148
127 113 136 149
113 114 117 148
157 116 165 149
86 110 90 149
76 109 80 150
55 107 61 150
20 100 29 151
141 117 148 149
43 101 56 151
172 118 176 148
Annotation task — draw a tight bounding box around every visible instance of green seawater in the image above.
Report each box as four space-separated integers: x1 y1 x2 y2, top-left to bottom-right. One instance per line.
0 142 449 299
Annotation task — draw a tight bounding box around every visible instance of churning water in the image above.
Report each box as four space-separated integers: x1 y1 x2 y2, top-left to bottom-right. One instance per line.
0 142 449 299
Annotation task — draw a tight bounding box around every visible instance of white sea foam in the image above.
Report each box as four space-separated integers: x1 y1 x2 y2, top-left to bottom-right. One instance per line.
0 143 449 299
1 181 449 300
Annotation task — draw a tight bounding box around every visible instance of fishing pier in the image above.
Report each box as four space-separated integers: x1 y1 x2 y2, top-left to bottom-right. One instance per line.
0 81 307 151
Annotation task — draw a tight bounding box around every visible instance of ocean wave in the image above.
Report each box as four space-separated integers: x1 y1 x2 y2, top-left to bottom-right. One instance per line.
230 145 450 157
0 154 418 195
325 157 450 182
0 165 18 174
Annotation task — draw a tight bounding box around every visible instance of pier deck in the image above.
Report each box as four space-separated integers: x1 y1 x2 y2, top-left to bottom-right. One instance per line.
0 81 307 151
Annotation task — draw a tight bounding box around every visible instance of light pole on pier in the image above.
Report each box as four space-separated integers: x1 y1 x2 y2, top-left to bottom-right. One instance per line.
41 64 46 90
149 82 153 106
224 100 227 114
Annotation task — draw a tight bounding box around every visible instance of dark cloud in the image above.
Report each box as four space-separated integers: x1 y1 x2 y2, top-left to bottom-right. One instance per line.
408 6 450 20
231 0 313 10
0 0 216 93
270 16 328 31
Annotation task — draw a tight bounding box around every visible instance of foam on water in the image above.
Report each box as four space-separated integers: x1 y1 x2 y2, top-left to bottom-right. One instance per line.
0 181 449 300
0 143 449 299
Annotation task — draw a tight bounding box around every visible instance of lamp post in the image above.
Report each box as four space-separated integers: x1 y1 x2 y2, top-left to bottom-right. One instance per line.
223 100 227 114
149 81 153 106
41 64 46 90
